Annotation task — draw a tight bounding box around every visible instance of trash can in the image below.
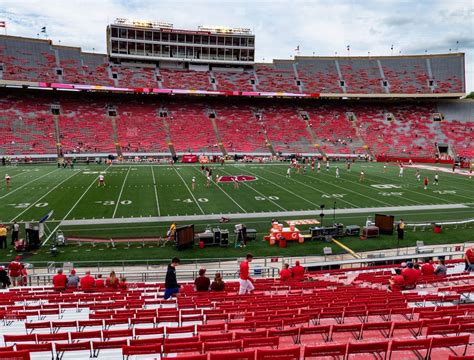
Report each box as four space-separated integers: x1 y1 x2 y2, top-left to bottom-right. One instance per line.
254 265 262 276
279 239 287 248
199 240 205 249
434 224 442 233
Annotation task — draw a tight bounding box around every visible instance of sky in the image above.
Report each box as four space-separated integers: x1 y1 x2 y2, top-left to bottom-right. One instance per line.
1 0 473 92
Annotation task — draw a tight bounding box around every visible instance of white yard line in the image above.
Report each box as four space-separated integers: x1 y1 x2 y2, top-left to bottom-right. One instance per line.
10 170 81 222
112 166 131 218
260 167 360 208
220 169 287 211
42 166 111 245
0 168 60 199
242 166 351 209
150 166 161 216
172 166 205 215
190 166 247 213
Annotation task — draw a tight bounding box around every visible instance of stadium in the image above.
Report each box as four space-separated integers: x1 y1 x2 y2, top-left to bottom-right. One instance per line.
0 2 473 359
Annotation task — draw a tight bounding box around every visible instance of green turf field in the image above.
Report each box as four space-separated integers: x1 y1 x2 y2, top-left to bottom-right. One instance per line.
0 162 472 263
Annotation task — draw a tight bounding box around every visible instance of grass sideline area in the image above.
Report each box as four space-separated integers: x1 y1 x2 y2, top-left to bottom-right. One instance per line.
0 162 472 263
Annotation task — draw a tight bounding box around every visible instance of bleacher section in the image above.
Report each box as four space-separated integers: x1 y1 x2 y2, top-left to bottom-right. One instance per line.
0 95 56 155
0 90 472 158
0 260 473 360
0 36 465 95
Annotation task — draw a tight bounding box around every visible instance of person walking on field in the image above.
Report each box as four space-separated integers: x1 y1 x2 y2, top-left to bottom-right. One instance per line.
239 253 255 295
98 174 105 187
11 221 19 246
397 219 405 241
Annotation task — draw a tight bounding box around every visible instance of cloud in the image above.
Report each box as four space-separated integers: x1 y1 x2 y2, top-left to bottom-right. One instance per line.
0 0 472 91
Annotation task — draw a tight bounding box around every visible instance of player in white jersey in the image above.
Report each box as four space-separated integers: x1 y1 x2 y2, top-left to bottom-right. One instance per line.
399 166 404 177
286 167 291 178
434 173 439 186
317 162 321 173
383 162 388 173
192 176 196 191
415 170 421 182
233 176 239 189
206 174 211 188
359 170 365 182
98 174 105 187
326 161 330 171
335 167 340 179
5 174 11 188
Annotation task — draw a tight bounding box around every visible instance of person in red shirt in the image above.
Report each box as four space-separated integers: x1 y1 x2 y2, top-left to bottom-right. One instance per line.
52 269 67 291
402 262 420 289
389 268 405 291
464 246 474 271
239 253 254 295
280 263 292 281
95 274 105 289
80 271 95 292
106 271 119 289
8 256 21 287
194 268 210 291
421 260 434 276
291 261 305 280
119 277 128 290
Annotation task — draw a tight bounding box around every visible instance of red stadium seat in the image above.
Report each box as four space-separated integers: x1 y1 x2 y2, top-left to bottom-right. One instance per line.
0 350 30 360
209 350 256 360
91 339 127 357
203 340 242 352
388 338 431 360
429 335 470 358
162 341 203 356
16 342 53 358
55 341 92 360
346 341 389 359
242 336 279 349
122 344 162 360
303 343 347 359
256 346 300 360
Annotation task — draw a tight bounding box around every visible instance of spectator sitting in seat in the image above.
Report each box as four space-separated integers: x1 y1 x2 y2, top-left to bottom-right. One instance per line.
280 263 292 282
119 277 128 290
67 269 80 289
434 258 447 276
402 262 420 289
291 260 305 280
194 268 210 292
210 272 225 291
80 270 95 292
0 266 11 288
421 259 434 276
106 271 119 289
389 268 405 291
464 245 474 271
95 274 105 289
53 269 67 291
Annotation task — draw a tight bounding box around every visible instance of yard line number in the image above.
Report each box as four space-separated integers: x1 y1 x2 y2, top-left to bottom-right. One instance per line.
95 200 132 206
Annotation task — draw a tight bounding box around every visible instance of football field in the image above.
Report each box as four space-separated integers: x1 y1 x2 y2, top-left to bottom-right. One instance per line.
0 162 472 222
0 162 473 262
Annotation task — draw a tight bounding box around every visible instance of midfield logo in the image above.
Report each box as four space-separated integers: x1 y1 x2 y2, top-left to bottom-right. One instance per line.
217 175 257 183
